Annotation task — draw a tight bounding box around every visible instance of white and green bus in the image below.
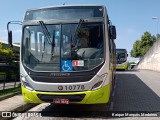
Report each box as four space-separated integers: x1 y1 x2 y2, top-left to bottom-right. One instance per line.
7 5 116 104
116 49 128 70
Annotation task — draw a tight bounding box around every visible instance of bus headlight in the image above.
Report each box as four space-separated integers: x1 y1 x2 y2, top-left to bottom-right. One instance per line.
20 75 33 91
91 74 107 90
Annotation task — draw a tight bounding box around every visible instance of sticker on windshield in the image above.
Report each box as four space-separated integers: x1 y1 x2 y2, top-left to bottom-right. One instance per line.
72 60 84 66
55 31 60 37
61 60 73 71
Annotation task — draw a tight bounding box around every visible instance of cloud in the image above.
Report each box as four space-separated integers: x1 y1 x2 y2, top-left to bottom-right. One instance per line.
116 28 141 42
126 28 139 36
115 28 139 41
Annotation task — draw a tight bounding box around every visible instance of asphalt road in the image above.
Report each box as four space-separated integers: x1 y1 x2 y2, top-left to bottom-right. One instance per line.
14 70 160 120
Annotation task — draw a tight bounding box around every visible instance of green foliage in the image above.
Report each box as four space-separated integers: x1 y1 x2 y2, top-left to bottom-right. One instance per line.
131 40 141 57
0 42 14 62
130 32 156 58
0 87 21 96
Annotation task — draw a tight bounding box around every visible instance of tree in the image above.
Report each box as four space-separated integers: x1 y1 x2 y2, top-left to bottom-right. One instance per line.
0 42 14 63
130 40 141 58
130 32 156 58
0 42 18 80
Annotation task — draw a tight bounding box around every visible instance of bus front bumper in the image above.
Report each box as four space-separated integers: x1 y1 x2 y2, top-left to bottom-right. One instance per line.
116 63 128 70
116 65 126 70
21 83 111 104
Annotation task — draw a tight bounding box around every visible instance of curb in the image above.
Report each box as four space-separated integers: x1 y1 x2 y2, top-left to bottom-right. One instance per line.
0 103 38 120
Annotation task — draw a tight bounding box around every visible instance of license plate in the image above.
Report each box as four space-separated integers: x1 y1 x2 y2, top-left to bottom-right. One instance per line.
53 99 69 104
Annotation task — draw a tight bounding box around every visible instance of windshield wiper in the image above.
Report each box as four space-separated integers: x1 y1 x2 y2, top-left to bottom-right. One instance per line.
39 21 52 62
51 30 55 60
72 19 85 46
39 21 51 44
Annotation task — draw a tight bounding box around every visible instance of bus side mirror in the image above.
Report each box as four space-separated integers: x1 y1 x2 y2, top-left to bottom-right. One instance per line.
8 30 13 47
7 21 22 47
110 25 116 40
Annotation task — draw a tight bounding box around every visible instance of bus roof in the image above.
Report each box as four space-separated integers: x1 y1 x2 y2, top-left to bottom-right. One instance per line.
116 49 127 52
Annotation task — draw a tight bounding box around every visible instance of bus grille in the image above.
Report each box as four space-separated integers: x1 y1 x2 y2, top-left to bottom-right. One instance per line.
37 94 86 102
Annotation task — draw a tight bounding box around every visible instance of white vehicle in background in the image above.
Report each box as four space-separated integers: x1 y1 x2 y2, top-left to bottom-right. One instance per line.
128 63 137 70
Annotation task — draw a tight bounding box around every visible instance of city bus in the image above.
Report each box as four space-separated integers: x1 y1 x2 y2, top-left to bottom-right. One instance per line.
7 5 116 104
116 49 128 70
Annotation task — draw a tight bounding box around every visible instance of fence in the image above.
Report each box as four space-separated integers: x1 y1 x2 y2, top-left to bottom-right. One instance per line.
0 63 20 90
0 72 20 90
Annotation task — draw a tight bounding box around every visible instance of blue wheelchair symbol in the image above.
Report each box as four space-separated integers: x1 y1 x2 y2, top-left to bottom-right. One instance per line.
61 60 72 71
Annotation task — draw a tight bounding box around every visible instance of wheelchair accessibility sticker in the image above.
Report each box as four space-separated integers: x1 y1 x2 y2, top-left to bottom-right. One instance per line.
61 60 72 71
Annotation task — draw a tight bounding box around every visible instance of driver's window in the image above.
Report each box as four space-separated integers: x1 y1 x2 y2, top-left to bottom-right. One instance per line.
30 31 36 55
62 35 70 55
37 33 44 55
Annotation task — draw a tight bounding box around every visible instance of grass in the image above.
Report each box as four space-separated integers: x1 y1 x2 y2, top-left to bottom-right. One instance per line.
0 72 6 74
0 86 21 96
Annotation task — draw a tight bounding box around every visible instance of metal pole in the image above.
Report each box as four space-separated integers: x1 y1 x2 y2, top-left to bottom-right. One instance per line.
3 73 6 90
152 17 159 36
156 18 159 36
14 77 16 88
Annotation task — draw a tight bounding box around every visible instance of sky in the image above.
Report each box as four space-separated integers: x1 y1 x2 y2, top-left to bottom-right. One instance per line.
0 0 160 62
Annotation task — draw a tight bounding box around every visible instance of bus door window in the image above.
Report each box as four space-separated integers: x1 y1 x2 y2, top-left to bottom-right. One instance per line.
54 27 60 56
38 33 43 56
61 25 72 60
62 35 72 59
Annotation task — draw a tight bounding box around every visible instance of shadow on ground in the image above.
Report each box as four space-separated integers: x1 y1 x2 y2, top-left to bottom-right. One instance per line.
113 72 160 111
38 72 160 118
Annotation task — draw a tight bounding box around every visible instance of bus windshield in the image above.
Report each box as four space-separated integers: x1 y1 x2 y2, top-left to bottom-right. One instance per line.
22 22 104 72
116 49 127 64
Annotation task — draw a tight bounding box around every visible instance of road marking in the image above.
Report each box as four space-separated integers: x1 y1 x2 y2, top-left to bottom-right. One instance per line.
114 76 117 89
114 84 116 89
112 90 115 97
112 75 117 97
115 78 117 83
115 76 117 80
109 102 114 111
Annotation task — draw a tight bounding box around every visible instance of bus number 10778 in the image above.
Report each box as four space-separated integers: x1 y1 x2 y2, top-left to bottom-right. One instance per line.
58 85 85 91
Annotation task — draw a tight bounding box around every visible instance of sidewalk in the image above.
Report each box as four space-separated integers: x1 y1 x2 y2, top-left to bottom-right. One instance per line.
0 95 37 120
0 95 26 111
